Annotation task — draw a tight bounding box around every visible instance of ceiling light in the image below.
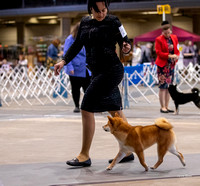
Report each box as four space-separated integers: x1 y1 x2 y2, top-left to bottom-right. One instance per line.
38 16 58 19
28 17 39 24
141 11 158 15
173 13 182 16
4 20 15 24
48 19 57 24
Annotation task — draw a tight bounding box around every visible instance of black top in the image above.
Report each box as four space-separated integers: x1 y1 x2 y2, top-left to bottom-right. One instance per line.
63 14 131 75
62 14 131 112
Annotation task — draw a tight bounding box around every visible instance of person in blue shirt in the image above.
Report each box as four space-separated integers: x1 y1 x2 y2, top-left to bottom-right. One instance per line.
47 38 61 70
64 23 91 113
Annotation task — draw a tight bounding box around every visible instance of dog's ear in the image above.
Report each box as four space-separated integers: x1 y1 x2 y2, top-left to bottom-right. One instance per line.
107 116 114 124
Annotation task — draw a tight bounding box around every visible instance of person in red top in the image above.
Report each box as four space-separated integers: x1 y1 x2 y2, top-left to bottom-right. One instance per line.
155 21 180 113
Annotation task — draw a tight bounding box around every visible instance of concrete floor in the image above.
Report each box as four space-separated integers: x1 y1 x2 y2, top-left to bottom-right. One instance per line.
0 102 200 186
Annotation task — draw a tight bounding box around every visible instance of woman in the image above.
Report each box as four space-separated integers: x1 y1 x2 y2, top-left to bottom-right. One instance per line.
131 43 141 66
18 53 28 68
140 42 153 64
54 0 134 167
182 40 195 67
64 23 91 113
17 53 28 77
155 21 180 113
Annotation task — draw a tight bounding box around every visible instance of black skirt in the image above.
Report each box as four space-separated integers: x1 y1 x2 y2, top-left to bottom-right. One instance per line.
80 63 124 112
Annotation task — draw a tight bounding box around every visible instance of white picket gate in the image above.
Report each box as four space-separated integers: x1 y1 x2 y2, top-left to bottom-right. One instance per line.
0 64 200 107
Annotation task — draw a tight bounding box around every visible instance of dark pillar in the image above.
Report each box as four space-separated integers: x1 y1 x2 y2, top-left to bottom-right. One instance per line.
193 15 200 48
16 22 25 45
193 14 200 35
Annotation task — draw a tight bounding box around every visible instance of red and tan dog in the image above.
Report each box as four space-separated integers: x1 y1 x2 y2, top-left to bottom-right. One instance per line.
103 114 186 171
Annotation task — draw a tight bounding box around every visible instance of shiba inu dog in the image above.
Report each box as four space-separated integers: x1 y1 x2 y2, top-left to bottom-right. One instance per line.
168 84 200 114
103 114 186 171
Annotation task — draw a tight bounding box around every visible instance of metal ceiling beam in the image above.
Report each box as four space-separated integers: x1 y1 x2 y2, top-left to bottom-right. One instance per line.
0 0 199 18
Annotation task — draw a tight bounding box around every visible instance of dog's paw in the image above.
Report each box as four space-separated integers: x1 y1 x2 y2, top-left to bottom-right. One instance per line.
150 166 155 170
182 161 186 167
106 166 112 171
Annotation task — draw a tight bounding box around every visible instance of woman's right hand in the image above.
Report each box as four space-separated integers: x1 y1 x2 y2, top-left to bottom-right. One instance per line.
168 54 178 61
54 60 65 76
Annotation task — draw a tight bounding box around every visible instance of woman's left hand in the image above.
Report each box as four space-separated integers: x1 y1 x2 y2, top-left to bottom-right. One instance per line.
122 42 131 54
54 60 65 76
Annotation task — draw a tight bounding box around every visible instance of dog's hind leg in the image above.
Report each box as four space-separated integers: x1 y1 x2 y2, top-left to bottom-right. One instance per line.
151 145 168 170
106 151 126 170
175 103 179 115
135 151 149 171
168 144 186 166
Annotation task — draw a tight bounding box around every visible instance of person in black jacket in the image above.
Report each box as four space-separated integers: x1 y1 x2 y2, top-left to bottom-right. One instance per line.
54 0 134 167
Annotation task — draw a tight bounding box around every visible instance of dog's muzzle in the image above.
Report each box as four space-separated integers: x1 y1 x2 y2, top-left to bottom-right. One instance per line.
102 126 110 132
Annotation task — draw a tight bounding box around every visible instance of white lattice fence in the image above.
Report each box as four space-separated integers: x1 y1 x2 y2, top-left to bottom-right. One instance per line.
176 63 200 90
0 64 200 107
125 64 159 104
125 63 200 104
0 66 72 106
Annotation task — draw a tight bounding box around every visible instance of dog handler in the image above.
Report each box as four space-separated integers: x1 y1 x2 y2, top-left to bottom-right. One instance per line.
54 0 134 167
155 21 180 113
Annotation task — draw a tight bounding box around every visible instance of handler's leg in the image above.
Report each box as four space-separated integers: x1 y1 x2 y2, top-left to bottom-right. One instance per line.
165 89 171 110
77 110 95 162
159 88 167 111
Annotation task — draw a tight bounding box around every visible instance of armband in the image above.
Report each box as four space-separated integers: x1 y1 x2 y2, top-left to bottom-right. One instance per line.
119 25 127 38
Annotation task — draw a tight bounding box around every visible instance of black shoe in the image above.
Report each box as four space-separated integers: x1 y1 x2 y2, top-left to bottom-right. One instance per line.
73 107 80 113
160 109 169 113
167 109 174 113
66 158 91 167
108 153 134 164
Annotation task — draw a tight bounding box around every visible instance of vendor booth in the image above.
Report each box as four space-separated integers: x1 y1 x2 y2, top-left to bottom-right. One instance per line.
134 25 200 44
134 25 200 69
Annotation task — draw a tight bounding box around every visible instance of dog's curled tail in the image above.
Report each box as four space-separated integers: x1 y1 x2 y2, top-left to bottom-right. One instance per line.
155 118 173 130
191 88 200 108
191 88 199 94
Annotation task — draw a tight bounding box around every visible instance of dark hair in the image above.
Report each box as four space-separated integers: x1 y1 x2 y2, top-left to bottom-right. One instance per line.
52 38 61 47
87 0 110 15
161 20 170 30
161 20 169 26
135 43 141 48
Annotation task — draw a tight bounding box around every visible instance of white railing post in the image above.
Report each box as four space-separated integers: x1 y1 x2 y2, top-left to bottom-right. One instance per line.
123 73 129 109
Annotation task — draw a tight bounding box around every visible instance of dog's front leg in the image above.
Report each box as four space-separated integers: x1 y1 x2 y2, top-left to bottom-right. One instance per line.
106 151 126 170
